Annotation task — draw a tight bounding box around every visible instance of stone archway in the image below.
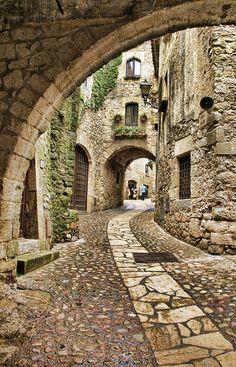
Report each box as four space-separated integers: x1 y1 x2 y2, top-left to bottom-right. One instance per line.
102 146 155 209
1 0 236 254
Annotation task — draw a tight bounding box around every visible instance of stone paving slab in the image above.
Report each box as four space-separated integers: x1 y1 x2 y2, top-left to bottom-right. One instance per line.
108 205 236 367
130 208 236 350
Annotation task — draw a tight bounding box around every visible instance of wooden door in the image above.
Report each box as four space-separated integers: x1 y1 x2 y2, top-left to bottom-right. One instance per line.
72 147 89 211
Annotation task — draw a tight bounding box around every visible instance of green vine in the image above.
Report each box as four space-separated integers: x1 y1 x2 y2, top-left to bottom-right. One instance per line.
49 87 84 243
90 55 122 111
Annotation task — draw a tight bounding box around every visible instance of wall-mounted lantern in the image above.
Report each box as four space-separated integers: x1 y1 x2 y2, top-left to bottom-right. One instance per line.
40 159 45 169
140 79 158 109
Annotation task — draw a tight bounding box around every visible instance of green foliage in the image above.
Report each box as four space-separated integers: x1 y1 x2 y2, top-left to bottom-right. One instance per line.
113 124 144 135
90 55 122 111
49 87 84 243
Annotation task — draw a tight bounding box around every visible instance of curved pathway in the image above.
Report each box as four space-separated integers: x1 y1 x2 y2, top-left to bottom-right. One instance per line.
11 209 156 367
108 201 236 367
6 201 236 366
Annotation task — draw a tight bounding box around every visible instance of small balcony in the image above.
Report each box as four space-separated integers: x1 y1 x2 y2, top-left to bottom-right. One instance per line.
113 124 147 139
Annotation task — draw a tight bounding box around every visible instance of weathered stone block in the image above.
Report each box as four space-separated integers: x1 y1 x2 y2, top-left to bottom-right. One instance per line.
205 220 228 233
189 218 203 238
11 27 42 41
228 222 236 234
6 240 19 258
207 128 224 146
211 233 233 246
0 61 7 75
215 141 236 155
213 208 236 221
0 259 16 273
10 101 31 120
0 221 12 242
0 43 15 60
44 83 64 109
8 58 29 69
3 70 23 90
27 73 49 95
208 245 224 255
18 88 38 107
14 138 35 159
30 51 52 67
16 43 30 58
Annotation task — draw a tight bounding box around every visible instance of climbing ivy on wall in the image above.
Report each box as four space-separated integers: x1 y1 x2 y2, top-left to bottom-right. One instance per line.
90 55 122 111
49 88 84 243
48 56 122 242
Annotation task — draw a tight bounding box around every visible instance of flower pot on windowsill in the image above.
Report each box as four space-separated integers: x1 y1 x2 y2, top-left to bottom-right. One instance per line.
114 114 122 123
113 125 147 139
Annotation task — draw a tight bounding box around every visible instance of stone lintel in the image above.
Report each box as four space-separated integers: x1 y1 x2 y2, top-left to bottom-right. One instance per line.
174 136 193 157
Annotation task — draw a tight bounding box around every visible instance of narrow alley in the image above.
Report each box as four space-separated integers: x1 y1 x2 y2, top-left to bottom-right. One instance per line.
10 201 236 367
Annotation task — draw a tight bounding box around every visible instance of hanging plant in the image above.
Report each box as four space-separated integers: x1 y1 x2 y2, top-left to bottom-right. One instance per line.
140 113 147 123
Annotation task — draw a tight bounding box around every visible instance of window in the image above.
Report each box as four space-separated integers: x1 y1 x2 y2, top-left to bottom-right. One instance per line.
179 154 191 199
125 103 138 126
116 171 120 184
126 58 141 78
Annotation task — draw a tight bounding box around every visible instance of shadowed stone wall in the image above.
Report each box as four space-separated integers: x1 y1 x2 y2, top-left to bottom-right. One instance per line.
155 26 236 255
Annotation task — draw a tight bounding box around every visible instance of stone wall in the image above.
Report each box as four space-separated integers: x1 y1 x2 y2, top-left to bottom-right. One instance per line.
1 0 236 274
155 26 236 254
76 41 157 212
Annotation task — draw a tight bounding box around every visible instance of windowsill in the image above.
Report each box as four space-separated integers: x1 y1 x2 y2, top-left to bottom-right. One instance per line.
124 76 141 80
114 132 147 139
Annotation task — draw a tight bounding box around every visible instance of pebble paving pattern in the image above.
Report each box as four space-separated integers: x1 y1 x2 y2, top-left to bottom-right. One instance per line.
12 209 156 367
9 201 236 367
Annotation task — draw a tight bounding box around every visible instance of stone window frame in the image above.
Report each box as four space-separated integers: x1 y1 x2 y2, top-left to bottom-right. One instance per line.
125 57 141 79
125 103 139 126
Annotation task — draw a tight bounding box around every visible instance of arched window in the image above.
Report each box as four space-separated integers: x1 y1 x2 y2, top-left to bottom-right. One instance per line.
126 58 141 78
125 103 138 126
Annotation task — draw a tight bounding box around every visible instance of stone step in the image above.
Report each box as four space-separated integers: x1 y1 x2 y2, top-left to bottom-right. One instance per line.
17 251 59 275
18 238 40 255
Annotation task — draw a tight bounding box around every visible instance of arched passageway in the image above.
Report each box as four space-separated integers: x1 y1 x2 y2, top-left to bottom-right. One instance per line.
104 146 155 209
0 0 236 264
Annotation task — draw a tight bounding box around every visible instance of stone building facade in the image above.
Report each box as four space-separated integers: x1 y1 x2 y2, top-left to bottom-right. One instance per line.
9 42 157 260
74 41 157 213
154 26 236 255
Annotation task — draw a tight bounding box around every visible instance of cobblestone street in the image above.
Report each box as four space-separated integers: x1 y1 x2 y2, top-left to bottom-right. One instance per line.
9 201 236 366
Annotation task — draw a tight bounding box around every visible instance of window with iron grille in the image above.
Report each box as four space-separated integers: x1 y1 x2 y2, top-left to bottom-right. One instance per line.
126 58 141 78
179 154 191 199
125 103 138 126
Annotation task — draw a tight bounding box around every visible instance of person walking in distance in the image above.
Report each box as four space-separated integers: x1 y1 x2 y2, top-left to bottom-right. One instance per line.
140 184 147 201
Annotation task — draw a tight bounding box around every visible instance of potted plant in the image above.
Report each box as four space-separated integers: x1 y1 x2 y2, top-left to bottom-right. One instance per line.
140 113 147 123
114 114 122 123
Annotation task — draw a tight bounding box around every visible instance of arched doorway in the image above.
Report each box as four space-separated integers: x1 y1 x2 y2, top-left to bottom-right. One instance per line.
20 159 38 239
71 146 89 212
